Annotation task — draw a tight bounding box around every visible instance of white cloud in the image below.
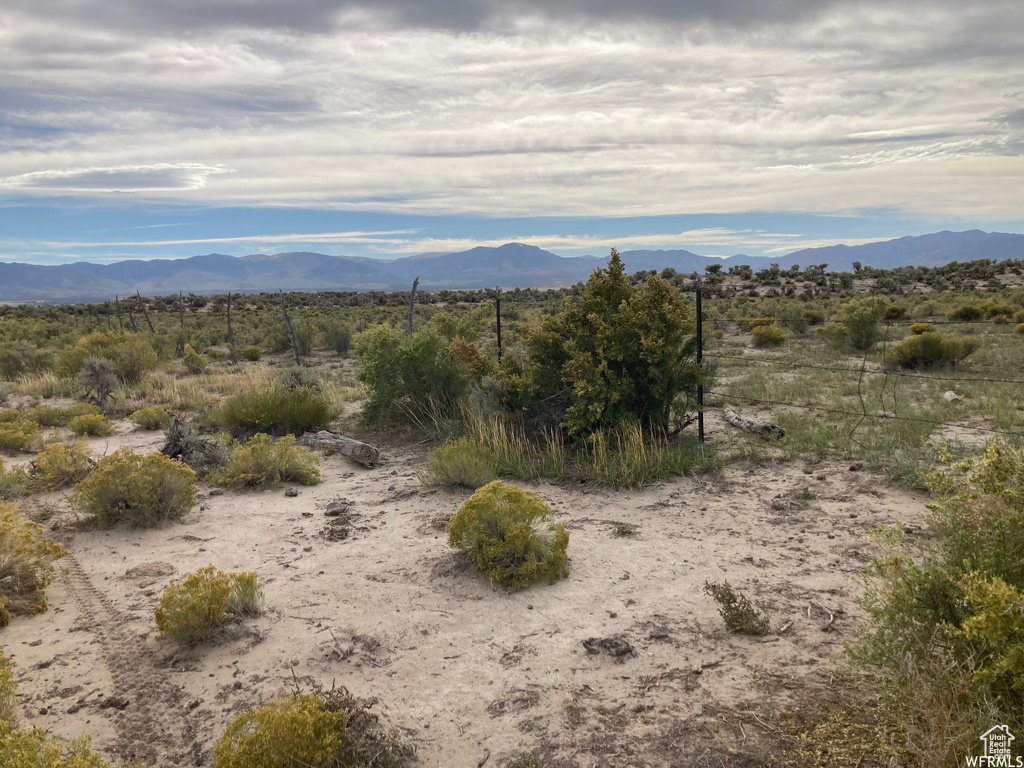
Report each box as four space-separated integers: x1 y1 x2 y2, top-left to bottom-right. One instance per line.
0 3 1022 222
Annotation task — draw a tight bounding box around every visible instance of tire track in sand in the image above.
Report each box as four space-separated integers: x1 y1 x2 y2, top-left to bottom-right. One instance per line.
63 553 204 766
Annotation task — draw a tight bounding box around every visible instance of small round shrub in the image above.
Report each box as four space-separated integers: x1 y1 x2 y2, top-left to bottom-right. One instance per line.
0 502 67 624
884 305 907 320
751 324 787 348
910 322 935 335
746 317 776 330
215 387 333 436
417 438 498 489
240 346 262 362
182 344 207 375
30 403 102 428
1017 323 1024 336
30 442 93 491
802 309 826 326
948 305 983 322
68 414 115 437
0 417 41 454
278 365 322 391
0 729 113 768
886 332 981 370
154 565 262 643
70 448 196 527
1015 310 1024 325
447 480 569 589
129 406 171 431
208 434 320 490
214 694 345 768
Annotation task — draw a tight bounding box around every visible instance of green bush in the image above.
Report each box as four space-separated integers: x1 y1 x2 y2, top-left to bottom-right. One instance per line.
417 438 498 489
885 332 980 369
1017 323 1024 336
884 305 908 320
0 417 41 454
29 442 93 491
802 309 826 325
320 318 354 356
751 324 787 348
29 403 102 428
182 343 207 375
155 565 263 643
70 448 196 528
447 481 569 589
68 414 115 437
947 304 983 322
355 321 470 427
209 434 320 490
910 322 935 335
55 331 157 385
240 345 262 361
0 502 67 625
0 729 112 768
214 387 333 436
840 297 886 351
214 694 345 768
503 250 698 437
746 317 777 330
130 406 171 431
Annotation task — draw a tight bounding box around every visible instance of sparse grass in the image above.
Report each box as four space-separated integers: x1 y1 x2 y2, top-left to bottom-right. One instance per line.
576 425 718 489
610 521 637 537
794 484 817 501
0 459 29 501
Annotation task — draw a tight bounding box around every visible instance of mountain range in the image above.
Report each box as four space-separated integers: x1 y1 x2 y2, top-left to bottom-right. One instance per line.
1 229 1021 302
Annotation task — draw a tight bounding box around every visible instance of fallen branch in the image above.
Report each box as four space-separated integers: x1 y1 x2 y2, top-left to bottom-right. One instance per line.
723 409 785 439
297 430 380 467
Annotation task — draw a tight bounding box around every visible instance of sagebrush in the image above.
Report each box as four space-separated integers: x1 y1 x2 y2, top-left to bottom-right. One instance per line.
208 434 321 489
0 502 67 625
155 564 263 643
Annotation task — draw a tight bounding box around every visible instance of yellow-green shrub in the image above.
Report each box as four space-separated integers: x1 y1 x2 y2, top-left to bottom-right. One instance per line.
802 309 826 325
910 322 935 335
67 414 115 437
1 648 16 730
0 729 112 768
213 387 333 436
155 565 262 643
54 331 157 385
447 481 568 589
182 344 207 375
0 417 41 454
214 694 344 768
416 438 498 489
746 317 777 330
0 458 29 501
885 332 980 369
29 442 93 491
751 324 787 348
70 448 196 527
30 403 101 428
947 304 983 322
129 406 170 431
1017 323 1024 336
0 502 67 625
208 434 320 490
240 345 262 361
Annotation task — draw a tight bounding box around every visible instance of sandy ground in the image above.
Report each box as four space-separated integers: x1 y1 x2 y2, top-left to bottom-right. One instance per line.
1 421 930 767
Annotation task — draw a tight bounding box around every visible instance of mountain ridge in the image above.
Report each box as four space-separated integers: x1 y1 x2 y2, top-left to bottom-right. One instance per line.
0 230 1021 301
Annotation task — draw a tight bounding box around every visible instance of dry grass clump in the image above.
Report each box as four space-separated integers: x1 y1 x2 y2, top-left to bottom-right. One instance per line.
0 502 67 625
129 406 170 431
208 434 320 489
704 580 770 635
70 447 196 527
155 564 263 643
417 437 498 489
213 386 334 437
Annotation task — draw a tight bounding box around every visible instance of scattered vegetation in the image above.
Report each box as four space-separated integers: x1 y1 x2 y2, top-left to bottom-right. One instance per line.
703 580 770 635
0 459 28 501
70 447 196 527
0 502 67 625
208 434 321 489
154 565 263 643
448 481 569 589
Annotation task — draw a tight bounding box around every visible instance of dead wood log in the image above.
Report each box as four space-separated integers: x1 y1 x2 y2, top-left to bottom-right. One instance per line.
723 408 785 439
297 430 380 467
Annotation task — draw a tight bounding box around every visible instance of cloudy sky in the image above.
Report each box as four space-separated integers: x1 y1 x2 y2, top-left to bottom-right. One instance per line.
2 0 1022 264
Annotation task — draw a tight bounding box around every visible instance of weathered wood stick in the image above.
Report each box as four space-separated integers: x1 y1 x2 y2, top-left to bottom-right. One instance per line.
297 431 380 467
723 408 785 439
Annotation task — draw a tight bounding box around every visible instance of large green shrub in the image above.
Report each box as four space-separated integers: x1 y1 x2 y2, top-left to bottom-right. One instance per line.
214 386 333 436
55 331 158 385
840 297 886 351
447 481 569 589
355 320 470 426
417 438 498 489
947 304 983 322
0 416 40 454
182 343 207 375
503 250 698 436
751 324 787 348
155 565 262 643
70 448 196 527
0 502 67 625
208 434 320 490
130 406 171 431
240 345 262 361
885 332 980 369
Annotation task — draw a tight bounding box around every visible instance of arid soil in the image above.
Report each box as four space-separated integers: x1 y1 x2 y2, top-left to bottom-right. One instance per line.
1 418 929 767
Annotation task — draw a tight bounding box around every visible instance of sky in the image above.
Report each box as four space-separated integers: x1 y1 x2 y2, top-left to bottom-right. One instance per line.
1 0 1023 265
